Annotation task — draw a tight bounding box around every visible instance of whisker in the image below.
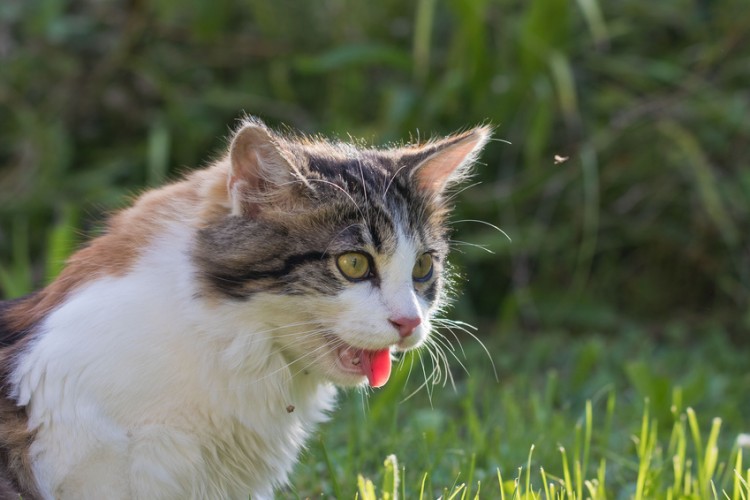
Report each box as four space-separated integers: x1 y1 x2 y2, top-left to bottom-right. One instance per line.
449 240 495 254
322 223 363 258
430 334 467 385
431 320 467 359
425 336 452 389
402 351 417 389
247 333 341 384
434 319 498 382
199 321 329 349
357 157 368 209
419 349 435 407
442 181 483 203
306 178 366 221
449 219 512 243
400 350 438 404
383 163 412 199
285 338 348 379
429 337 453 390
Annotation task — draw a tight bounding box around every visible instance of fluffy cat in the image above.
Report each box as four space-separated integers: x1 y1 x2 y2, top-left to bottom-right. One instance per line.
0 118 490 499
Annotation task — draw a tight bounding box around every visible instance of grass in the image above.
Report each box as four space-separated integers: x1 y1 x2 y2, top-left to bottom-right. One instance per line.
288 327 750 498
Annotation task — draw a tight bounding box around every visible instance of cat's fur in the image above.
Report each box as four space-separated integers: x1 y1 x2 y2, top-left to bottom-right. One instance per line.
0 118 490 499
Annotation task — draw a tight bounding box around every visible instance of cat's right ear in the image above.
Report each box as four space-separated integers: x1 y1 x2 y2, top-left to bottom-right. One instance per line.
228 121 299 216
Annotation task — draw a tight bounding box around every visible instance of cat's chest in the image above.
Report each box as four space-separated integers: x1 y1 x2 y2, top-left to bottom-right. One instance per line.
126 379 337 499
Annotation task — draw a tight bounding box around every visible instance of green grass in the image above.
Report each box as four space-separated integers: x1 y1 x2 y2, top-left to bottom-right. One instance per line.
288 327 750 498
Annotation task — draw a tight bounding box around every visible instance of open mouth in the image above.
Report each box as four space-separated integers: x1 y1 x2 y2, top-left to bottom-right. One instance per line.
331 340 393 388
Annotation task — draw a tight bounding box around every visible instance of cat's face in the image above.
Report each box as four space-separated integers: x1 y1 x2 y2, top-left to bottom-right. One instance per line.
194 119 489 388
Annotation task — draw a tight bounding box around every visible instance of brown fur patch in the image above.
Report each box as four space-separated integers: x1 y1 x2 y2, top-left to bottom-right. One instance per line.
0 384 39 498
0 298 40 498
5 171 216 332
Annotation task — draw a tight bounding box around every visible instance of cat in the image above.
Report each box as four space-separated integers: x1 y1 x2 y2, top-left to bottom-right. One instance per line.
0 117 490 499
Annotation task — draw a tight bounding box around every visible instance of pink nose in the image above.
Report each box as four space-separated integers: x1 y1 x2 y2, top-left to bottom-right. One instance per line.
389 316 421 338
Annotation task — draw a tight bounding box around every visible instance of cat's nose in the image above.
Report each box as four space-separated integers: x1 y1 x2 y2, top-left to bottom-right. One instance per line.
389 316 421 338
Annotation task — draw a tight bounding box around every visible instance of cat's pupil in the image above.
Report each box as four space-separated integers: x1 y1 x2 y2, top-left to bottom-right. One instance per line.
336 252 371 280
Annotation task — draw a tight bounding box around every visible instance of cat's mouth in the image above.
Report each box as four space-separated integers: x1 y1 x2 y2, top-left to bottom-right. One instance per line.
331 340 393 388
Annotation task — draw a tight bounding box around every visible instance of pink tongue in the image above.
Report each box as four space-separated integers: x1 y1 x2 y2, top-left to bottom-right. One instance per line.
360 349 392 388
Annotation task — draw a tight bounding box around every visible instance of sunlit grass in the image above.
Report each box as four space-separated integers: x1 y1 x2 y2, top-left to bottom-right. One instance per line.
322 400 749 499
290 328 750 499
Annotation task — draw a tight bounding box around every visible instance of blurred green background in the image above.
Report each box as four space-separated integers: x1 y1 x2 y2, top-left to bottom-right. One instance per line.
1 0 750 495
2 0 747 334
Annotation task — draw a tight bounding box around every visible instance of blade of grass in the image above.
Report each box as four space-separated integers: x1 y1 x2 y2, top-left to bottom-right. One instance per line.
733 450 743 500
498 468 505 500
583 400 592 480
420 472 429 500
703 418 722 496
465 453 476 500
0 217 33 298
540 467 552 500
45 203 78 283
658 120 738 248
575 0 609 46
526 445 534 496
560 447 573 496
412 0 436 85
357 474 376 500
382 454 399 500
318 438 343 499
687 407 707 496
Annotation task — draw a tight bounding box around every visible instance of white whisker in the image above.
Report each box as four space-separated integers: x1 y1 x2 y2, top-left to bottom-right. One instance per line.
246 332 339 384
306 178 366 221
450 240 495 254
450 219 512 243
434 319 498 382
383 163 412 198
431 334 467 385
431 320 467 359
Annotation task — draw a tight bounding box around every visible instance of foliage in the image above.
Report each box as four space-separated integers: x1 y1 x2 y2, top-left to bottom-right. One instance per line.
1 0 748 333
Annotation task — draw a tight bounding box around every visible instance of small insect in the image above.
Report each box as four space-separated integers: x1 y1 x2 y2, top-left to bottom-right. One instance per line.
286 405 295 413
554 154 569 165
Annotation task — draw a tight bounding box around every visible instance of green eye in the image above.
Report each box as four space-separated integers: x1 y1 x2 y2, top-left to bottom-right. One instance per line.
337 252 371 280
412 253 433 282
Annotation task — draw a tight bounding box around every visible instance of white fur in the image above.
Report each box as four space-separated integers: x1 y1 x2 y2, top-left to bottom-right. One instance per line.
10 221 432 499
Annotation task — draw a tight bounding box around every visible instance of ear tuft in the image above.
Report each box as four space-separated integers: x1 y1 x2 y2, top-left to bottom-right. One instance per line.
411 126 492 193
228 119 297 216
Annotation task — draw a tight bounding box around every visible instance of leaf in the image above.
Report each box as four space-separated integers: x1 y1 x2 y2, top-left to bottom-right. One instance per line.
294 44 411 73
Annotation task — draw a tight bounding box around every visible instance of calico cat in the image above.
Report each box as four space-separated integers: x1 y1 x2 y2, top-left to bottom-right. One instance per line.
0 118 490 499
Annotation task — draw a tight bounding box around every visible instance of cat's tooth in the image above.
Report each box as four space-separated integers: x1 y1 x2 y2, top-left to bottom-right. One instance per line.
351 357 360 366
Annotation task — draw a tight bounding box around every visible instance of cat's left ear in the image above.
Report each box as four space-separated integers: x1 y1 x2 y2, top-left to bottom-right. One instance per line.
406 126 492 195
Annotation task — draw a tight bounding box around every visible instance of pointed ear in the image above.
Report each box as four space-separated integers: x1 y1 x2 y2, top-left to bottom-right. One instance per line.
228 120 299 216
408 126 492 194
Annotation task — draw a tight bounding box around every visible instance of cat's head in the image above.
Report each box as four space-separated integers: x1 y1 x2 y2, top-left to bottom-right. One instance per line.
195 118 490 388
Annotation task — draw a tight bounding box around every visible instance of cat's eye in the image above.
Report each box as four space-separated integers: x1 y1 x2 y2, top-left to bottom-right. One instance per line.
412 253 433 282
336 252 372 280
